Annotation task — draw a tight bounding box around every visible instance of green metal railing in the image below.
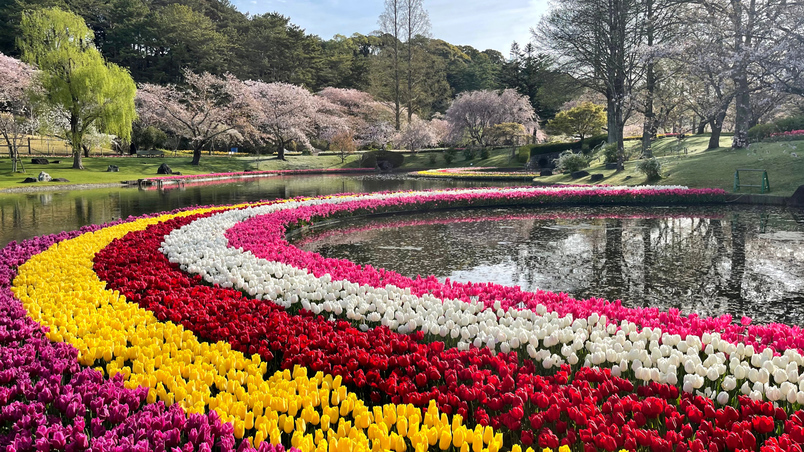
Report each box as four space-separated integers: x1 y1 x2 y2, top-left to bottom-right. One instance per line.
734 169 770 193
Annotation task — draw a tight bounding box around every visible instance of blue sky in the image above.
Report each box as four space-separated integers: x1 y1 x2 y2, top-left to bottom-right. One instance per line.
230 0 550 55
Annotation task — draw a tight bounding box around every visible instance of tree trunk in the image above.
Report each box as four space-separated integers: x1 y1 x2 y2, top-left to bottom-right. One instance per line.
732 74 751 148
70 113 84 169
191 147 202 166
708 109 727 150
696 120 707 135
407 10 413 124
641 0 655 159
277 139 286 161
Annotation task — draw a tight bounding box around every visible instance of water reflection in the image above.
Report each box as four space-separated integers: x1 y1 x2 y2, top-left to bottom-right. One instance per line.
0 174 524 246
298 206 804 325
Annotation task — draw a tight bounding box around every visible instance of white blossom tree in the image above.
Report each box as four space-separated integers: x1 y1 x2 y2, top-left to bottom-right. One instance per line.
317 87 396 147
395 117 437 151
444 89 536 147
137 70 251 165
245 81 326 160
0 52 37 173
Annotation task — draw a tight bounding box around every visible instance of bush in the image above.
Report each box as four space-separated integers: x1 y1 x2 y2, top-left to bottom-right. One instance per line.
360 150 405 168
479 148 490 159
603 143 619 164
748 123 777 142
774 115 804 133
555 151 589 173
637 158 662 180
463 147 476 160
517 146 529 164
524 134 608 158
444 148 457 164
428 153 437 164
748 115 804 142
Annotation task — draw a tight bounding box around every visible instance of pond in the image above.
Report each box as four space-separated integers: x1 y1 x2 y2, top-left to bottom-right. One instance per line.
0 174 524 247
297 205 804 325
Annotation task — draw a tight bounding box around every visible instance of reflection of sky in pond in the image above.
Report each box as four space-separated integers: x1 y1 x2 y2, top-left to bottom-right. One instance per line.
297 205 804 326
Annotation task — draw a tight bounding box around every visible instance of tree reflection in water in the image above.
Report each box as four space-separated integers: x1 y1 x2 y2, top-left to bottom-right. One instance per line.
299 205 804 325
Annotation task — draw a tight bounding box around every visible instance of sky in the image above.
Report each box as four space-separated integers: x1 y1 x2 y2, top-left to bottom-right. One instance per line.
229 0 551 55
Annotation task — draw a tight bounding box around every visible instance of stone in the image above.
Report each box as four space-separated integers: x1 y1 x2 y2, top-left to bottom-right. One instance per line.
106 165 119 172
590 173 604 182
31 158 49 165
38 171 52 182
624 175 632 181
377 160 393 172
571 170 590 179
790 185 804 207
157 163 173 175
539 169 553 176
22 177 37 183
52 178 70 182
605 163 619 170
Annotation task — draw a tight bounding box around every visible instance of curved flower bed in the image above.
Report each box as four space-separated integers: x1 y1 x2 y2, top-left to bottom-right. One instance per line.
412 168 541 181
13 184 804 451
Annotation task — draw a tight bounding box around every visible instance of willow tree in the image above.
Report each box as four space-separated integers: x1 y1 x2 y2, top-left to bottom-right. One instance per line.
18 8 136 169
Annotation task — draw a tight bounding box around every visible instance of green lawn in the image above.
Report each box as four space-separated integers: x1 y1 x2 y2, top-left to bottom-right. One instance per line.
0 148 524 190
534 135 804 196
0 154 365 189
2 137 802 195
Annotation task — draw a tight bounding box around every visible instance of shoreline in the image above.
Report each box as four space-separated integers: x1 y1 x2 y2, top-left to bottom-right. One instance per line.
0 182 126 194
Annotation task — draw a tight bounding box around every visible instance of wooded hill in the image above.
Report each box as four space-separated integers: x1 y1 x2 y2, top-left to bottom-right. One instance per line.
0 0 579 121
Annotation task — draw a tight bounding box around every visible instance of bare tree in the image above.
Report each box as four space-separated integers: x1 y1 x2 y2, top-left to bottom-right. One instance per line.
402 0 431 123
536 0 646 169
379 0 403 130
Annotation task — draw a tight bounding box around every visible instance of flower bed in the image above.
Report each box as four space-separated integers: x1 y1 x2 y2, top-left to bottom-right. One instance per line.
14 185 804 451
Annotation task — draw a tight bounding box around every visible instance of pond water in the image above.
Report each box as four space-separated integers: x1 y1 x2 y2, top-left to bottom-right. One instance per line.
0 174 524 246
297 205 804 325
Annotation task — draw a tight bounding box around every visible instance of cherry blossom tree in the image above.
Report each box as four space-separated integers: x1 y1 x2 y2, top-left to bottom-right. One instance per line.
316 87 396 146
690 0 800 148
0 52 37 173
137 70 251 165
394 117 436 151
444 89 536 147
244 81 323 160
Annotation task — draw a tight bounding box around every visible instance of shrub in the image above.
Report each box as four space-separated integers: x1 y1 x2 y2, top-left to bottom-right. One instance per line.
637 158 662 180
517 146 530 163
748 123 777 142
555 151 589 173
525 134 608 158
444 148 457 164
463 147 476 160
774 115 804 133
428 153 437 164
360 150 405 168
603 143 619 164
480 148 490 159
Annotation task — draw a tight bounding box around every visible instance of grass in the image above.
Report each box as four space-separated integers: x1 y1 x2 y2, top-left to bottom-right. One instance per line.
0 148 525 190
534 135 804 196
2 137 802 195
0 154 367 189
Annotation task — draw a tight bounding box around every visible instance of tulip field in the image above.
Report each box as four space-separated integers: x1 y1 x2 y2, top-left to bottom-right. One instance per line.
7 185 804 451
